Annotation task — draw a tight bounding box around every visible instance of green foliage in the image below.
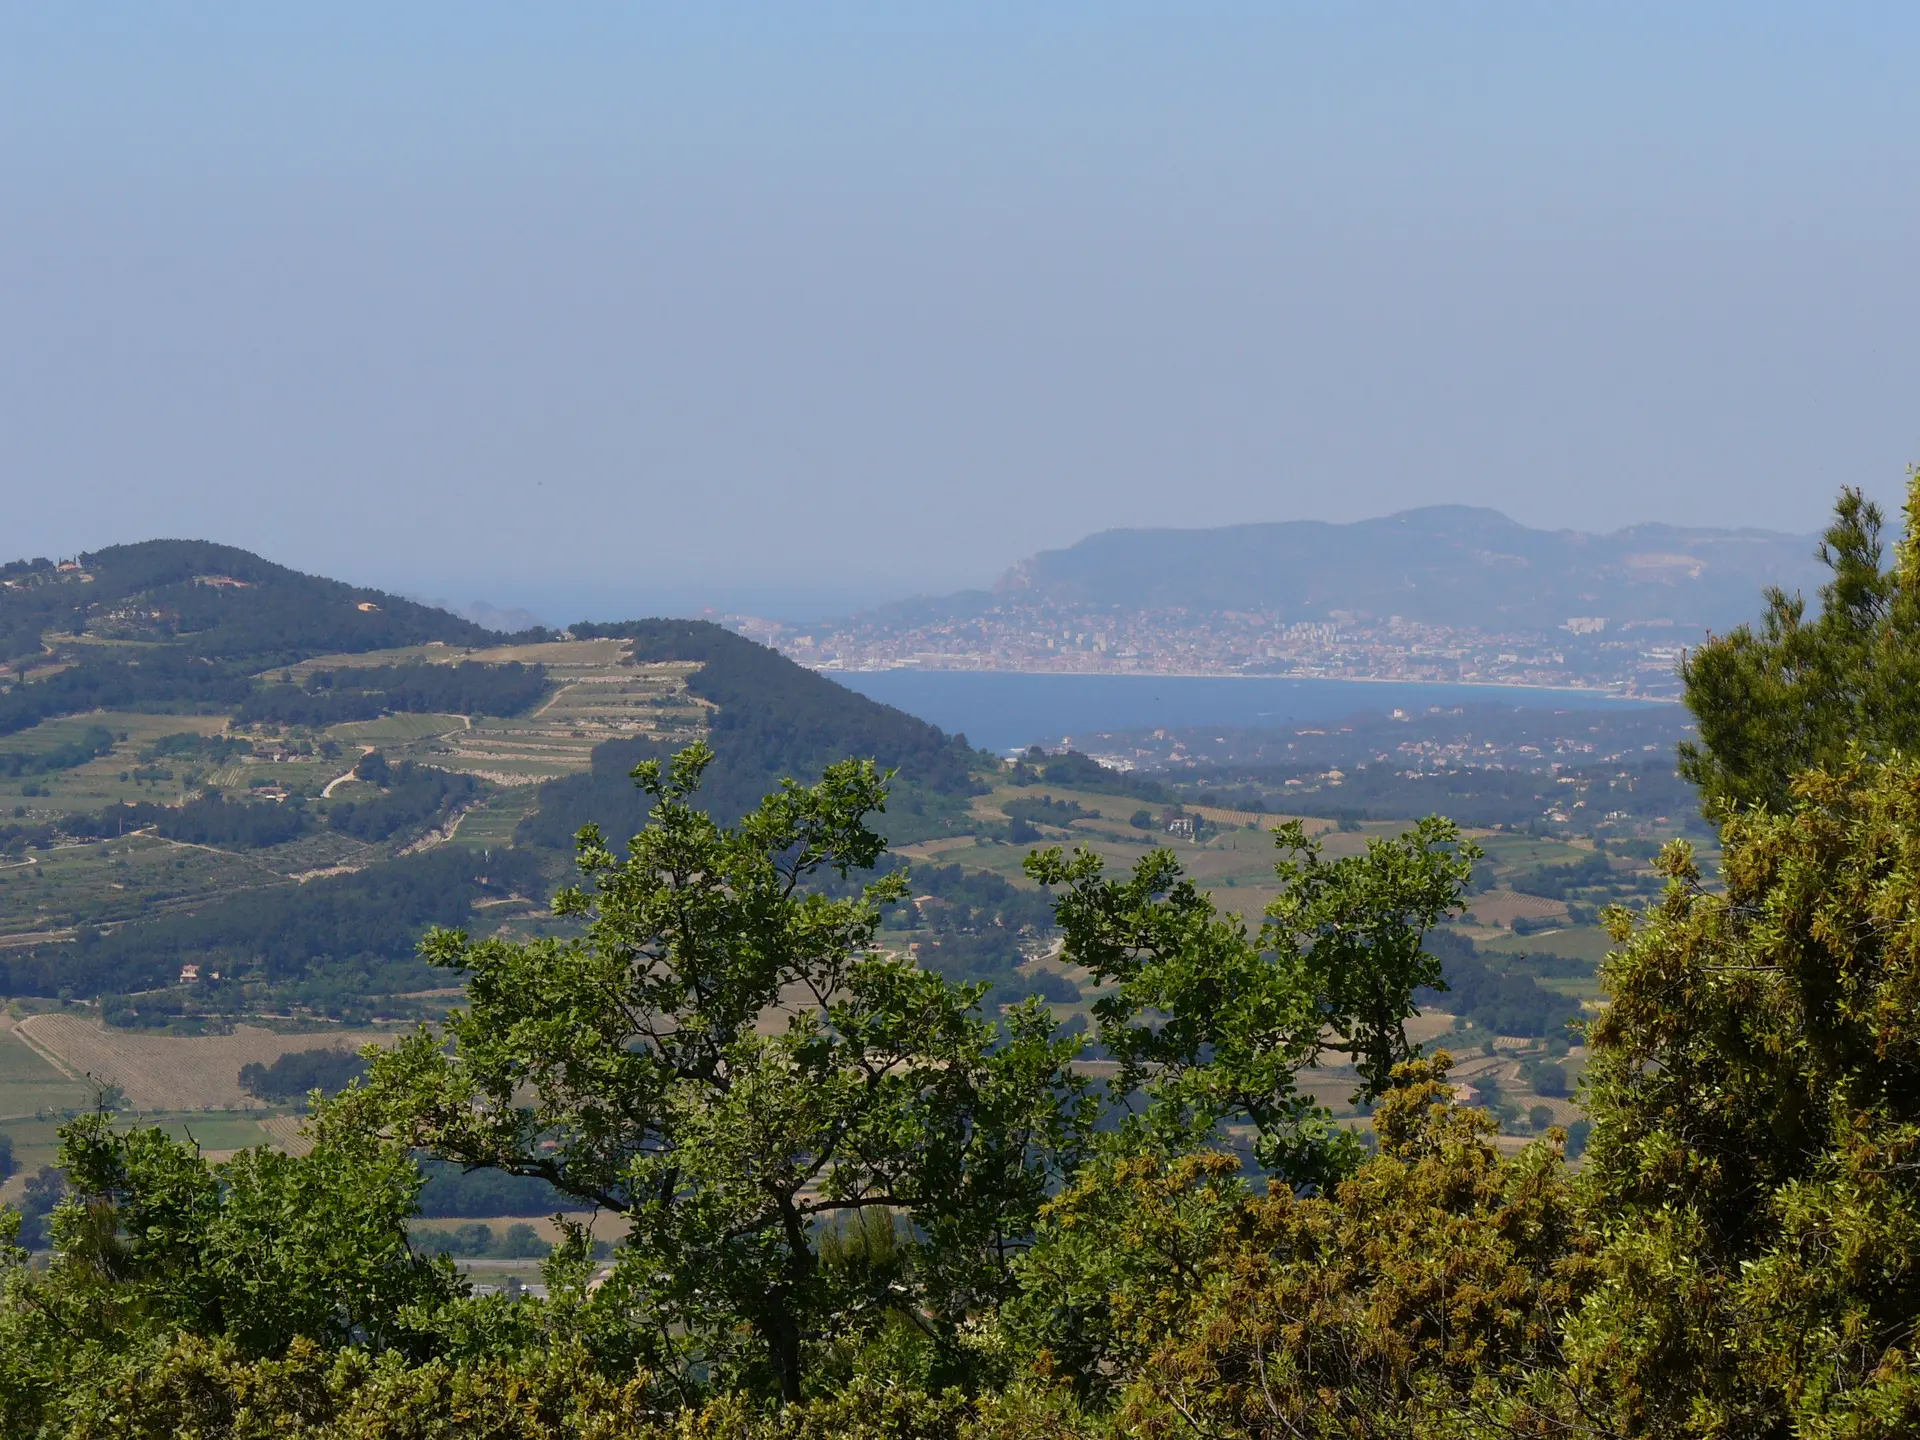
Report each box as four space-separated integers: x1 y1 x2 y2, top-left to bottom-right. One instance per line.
28 1331 1002 1440
1520 1059 1568 1097
1565 756 1920 1435
417 1221 553 1261
13 1166 66 1250
0 540 507 741
344 743 1090 1402
890 860 1067 1007
1000 795 1095 829
140 730 253 764
29 521 1920 1438
1013 748 1168 802
1680 469 1920 815
1507 849 1615 899
414 1159 570 1218
0 1115 456 1435
1090 1055 1591 1437
1028 818 1476 1182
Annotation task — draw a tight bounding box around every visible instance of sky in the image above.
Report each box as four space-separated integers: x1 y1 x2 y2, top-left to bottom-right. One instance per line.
3 4 1917 623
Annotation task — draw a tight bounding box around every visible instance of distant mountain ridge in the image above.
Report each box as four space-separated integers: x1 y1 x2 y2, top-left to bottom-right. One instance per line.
876 506 1824 633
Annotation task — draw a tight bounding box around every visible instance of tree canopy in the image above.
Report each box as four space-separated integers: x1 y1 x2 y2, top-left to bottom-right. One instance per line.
1680 467 1920 813
15 477 1920 1438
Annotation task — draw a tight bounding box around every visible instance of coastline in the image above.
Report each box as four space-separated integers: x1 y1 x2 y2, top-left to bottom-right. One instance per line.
824 667 1676 753
810 664 1676 703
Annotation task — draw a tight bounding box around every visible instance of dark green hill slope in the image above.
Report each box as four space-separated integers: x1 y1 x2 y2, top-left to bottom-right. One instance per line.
2 540 496 667
520 620 983 849
0 847 546 1010
0 541 548 737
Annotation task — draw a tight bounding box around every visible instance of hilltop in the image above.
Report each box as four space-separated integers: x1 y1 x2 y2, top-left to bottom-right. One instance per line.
1 540 503 669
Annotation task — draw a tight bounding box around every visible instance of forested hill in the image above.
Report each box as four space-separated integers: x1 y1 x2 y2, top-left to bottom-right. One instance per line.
1 540 500 668
518 620 983 848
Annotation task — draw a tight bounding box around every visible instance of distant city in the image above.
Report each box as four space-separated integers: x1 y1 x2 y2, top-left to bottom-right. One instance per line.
724 603 1694 699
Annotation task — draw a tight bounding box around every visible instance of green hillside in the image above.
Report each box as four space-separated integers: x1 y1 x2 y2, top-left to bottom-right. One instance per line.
520 619 983 850
2 540 499 668
0 561 994 1021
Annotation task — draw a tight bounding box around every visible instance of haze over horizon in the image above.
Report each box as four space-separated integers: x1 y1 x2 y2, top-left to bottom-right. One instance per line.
5 5 1917 621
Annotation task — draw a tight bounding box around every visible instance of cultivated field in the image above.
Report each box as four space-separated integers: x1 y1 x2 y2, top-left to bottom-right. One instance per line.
0 710 232 811
12 1014 402 1112
1185 803 1337 835
0 1020 95 1117
1464 889 1572 928
293 642 712 787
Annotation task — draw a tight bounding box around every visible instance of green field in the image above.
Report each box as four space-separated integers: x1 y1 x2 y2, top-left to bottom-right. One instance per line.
0 831 297 941
0 711 232 810
453 786 541 848
1480 924 1617 966
327 712 469 746
0 1025 93 1119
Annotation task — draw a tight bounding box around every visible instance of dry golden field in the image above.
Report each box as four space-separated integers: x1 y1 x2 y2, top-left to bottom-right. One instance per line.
1464 889 1572 928
12 1014 401 1112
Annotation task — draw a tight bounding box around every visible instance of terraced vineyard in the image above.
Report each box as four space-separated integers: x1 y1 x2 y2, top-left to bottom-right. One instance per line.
303 641 712 791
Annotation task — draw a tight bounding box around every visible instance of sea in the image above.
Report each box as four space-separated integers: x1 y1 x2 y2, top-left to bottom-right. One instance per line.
829 670 1666 755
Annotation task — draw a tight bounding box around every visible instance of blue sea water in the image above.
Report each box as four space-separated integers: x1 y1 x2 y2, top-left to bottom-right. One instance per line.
829 670 1663 754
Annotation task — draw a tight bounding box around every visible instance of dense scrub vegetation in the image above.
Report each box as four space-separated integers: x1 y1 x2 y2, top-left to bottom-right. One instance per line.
238 1047 370 1105
14 482 1920 1437
78 790 314 849
326 755 482 842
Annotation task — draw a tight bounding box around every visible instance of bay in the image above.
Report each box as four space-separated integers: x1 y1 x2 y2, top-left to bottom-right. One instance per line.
829 669 1664 754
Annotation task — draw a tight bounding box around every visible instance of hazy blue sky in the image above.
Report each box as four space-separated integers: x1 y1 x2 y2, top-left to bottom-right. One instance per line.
4 5 1916 621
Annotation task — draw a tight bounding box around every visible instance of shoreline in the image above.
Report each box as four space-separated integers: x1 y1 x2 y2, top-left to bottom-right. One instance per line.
812 665 1676 703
